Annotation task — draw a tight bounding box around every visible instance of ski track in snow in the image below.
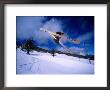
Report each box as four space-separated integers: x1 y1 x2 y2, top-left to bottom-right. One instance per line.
16 48 94 74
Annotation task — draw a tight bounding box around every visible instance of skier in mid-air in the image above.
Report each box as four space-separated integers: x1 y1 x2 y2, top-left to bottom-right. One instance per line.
40 28 80 52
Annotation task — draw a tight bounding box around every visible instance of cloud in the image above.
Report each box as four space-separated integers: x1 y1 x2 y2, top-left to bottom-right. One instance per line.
76 31 94 42
17 16 63 49
34 18 63 46
42 18 62 32
16 16 45 40
69 47 87 55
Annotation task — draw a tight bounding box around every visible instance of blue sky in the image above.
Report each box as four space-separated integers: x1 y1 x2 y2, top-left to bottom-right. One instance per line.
16 16 94 55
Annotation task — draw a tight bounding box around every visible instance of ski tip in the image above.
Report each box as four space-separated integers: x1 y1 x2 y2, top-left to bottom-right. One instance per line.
40 28 47 32
73 39 80 44
40 28 44 31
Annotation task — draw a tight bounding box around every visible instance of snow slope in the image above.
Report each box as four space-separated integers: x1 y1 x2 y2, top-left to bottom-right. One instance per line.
16 48 94 74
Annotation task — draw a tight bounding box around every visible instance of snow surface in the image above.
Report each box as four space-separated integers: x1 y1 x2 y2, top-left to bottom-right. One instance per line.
16 48 94 74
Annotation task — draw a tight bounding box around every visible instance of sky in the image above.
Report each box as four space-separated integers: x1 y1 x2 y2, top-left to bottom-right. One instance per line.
16 16 94 55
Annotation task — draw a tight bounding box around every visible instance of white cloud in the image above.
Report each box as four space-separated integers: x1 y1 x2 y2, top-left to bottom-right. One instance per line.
17 16 45 40
34 18 63 46
76 31 94 42
17 17 63 47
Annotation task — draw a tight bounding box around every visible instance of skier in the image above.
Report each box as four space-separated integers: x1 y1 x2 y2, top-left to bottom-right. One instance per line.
40 28 80 52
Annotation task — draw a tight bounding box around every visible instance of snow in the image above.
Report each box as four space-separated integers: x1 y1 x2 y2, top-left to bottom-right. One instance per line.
16 48 94 74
